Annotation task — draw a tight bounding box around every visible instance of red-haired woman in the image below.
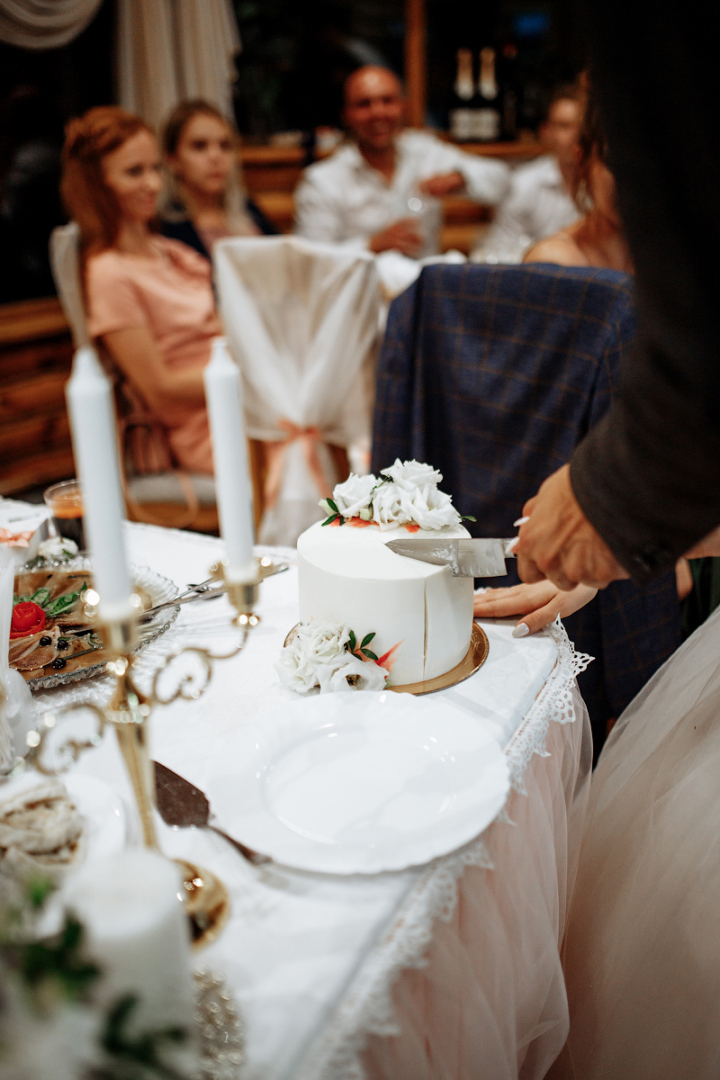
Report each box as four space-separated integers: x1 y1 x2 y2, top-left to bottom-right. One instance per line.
61 105 220 474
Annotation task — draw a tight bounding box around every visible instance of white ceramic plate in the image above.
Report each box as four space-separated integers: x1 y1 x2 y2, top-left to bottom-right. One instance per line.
207 692 510 874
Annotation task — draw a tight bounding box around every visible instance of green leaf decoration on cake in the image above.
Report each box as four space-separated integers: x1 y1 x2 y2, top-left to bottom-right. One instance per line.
320 497 345 527
343 628 380 663
461 514 477 522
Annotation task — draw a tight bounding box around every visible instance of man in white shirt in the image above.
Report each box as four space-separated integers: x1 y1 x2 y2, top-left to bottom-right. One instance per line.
294 65 510 257
471 85 583 264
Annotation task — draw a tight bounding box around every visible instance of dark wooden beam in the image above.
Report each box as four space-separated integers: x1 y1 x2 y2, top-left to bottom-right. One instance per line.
404 0 427 128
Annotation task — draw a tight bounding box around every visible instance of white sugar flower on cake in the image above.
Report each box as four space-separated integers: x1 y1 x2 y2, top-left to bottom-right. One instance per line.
329 473 378 521
319 459 473 532
382 459 443 489
276 619 398 694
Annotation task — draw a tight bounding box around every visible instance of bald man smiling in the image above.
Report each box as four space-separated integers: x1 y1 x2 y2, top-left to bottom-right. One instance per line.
295 66 509 257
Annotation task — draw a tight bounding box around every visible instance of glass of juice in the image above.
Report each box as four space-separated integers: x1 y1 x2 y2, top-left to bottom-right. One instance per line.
44 479 86 550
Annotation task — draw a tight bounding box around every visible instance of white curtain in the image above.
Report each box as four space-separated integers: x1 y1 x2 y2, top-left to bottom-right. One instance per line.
0 0 103 49
117 0 241 133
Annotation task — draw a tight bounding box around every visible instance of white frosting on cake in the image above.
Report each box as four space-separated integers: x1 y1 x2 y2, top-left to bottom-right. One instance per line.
297 521 474 685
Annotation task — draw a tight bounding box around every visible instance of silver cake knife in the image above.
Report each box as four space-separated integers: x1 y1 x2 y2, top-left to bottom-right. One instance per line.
386 537 517 577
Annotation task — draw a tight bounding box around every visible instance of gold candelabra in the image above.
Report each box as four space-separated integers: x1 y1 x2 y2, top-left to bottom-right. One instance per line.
24 557 269 949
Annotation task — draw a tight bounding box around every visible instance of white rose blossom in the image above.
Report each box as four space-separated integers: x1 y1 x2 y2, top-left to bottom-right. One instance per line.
318 652 388 693
319 459 463 531
37 536 79 561
382 459 443 491
371 462 462 531
321 472 378 520
276 619 388 694
276 620 350 694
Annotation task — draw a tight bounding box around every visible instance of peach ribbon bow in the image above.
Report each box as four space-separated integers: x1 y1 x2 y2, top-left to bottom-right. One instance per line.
263 418 333 510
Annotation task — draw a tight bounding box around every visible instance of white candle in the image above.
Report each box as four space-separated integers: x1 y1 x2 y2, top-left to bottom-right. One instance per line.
65 849 197 1055
65 347 133 621
204 337 256 582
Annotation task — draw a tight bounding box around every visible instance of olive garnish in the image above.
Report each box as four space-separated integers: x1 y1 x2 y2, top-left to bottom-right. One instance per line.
50 657 67 670
56 638 70 651
39 636 52 646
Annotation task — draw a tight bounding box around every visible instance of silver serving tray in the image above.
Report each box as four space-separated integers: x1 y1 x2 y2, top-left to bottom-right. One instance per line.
14 556 180 691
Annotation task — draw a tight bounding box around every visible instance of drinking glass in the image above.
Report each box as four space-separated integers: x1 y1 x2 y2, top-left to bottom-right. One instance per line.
404 193 443 258
44 479 86 550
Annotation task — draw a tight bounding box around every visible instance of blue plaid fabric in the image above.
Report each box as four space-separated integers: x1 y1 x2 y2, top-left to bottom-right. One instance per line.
372 263 681 753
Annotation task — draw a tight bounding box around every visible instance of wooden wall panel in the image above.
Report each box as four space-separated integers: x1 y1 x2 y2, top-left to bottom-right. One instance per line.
0 298 74 497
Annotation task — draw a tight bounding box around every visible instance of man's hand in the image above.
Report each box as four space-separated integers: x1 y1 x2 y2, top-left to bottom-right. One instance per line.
515 464 629 590
369 218 423 256
418 171 466 197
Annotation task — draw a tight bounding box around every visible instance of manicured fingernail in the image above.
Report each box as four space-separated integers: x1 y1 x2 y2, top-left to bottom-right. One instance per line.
506 536 519 551
513 516 530 527
512 623 530 638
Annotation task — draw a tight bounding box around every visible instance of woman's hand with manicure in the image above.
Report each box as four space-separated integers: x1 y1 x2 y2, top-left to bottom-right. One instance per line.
473 580 598 636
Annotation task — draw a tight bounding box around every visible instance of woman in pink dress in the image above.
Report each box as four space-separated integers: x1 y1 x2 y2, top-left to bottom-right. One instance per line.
61 106 223 474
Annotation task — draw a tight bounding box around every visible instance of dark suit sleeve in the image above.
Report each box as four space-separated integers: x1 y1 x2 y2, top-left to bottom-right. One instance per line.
569 2 720 582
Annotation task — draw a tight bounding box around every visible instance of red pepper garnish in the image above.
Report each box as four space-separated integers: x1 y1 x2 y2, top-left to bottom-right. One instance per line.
10 601 46 639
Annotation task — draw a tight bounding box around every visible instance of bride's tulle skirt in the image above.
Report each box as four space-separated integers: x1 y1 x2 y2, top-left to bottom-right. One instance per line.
550 605 720 1080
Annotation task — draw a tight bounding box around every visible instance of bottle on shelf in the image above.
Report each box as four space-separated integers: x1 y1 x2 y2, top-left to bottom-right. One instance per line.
475 47 501 142
449 48 476 142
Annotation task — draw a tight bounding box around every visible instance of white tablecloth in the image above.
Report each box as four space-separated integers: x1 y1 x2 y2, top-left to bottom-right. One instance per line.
27 522 592 1080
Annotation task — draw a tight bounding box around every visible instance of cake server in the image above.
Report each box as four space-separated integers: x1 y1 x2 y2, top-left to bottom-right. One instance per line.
154 760 271 866
386 537 517 577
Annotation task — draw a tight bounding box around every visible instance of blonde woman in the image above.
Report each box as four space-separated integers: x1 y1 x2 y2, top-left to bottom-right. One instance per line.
524 80 632 273
159 99 276 261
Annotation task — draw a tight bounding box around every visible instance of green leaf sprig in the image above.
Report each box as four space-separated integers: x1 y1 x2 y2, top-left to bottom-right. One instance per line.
13 581 88 618
94 994 188 1080
1 880 100 1006
345 629 379 662
320 497 345 527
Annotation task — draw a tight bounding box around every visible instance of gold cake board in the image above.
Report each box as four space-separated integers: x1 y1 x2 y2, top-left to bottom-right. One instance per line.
390 623 489 696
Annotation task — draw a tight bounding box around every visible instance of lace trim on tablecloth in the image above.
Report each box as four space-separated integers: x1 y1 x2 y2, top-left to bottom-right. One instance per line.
294 617 592 1080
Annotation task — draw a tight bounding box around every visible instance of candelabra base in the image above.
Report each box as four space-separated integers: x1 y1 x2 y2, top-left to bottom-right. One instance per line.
177 858 231 950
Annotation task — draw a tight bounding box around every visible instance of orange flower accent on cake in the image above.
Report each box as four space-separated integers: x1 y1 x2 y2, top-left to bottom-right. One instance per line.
404 523 421 533
347 516 374 528
376 641 402 673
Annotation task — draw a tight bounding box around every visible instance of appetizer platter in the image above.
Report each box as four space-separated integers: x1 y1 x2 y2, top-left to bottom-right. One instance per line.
8 557 180 690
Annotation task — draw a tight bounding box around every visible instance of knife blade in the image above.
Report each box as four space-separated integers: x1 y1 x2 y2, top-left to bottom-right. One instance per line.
386 537 516 577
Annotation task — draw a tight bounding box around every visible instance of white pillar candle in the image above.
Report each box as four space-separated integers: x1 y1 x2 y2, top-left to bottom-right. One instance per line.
65 347 133 621
204 337 256 583
65 849 196 1050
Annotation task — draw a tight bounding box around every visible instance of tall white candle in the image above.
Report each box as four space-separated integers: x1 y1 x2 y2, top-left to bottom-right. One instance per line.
204 337 256 582
65 347 132 621
65 849 197 1058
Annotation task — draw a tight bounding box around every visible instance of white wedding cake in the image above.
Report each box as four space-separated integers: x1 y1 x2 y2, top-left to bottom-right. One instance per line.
295 461 474 687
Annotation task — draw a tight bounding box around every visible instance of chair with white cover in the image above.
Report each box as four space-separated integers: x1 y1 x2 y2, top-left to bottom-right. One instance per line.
214 234 381 546
49 224 217 531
